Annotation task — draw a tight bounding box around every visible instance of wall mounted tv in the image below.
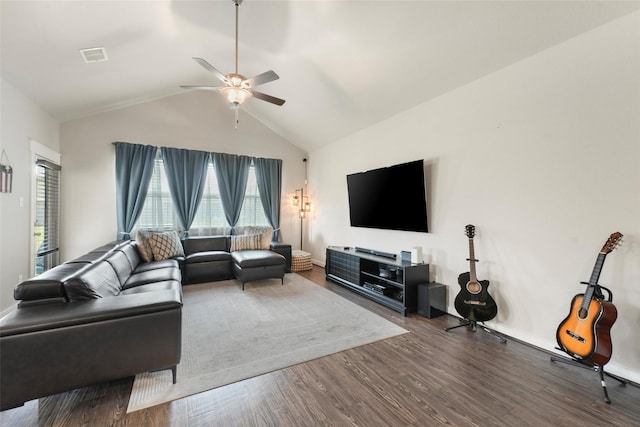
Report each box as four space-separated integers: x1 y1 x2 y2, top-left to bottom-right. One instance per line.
346 160 429 233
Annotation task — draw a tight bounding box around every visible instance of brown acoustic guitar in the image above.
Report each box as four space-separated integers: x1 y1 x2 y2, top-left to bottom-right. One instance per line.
556 232 622 366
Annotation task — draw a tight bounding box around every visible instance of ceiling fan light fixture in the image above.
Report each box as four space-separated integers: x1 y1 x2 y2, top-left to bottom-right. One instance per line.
227 73 246 87
180 0 284 128
220 86 252 107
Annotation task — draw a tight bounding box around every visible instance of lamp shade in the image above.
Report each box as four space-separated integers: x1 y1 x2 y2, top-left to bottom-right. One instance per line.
221 87 251 108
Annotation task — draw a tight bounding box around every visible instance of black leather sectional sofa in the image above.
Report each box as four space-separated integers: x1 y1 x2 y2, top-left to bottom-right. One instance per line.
0 240 183 411
0 235 292 410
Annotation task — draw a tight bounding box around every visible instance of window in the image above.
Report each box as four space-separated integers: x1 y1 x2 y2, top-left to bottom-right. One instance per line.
190 163 229 230
34 159 61 274
136 154 175 230
236 167 269 227
136 156 268 233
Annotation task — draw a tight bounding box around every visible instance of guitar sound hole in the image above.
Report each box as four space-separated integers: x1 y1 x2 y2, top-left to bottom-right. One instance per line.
466 281 481 294
578 308 589 319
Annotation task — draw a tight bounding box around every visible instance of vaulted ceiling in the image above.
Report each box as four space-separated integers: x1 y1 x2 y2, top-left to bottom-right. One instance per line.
2 1 638 152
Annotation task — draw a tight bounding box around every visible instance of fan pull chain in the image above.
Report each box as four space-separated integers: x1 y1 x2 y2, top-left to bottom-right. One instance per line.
235 109 239 130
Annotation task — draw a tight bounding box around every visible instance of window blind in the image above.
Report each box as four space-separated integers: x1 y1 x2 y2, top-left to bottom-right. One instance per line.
137 159 268 233
35 159 61 273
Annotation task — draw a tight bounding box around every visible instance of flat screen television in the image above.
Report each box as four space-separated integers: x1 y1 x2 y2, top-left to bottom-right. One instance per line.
346 160 429 233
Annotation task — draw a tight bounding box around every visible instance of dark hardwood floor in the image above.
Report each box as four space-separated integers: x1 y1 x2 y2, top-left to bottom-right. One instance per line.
2 265 639 426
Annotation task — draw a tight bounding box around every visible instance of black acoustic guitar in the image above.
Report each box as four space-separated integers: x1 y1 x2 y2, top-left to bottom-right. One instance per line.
454 225 498 322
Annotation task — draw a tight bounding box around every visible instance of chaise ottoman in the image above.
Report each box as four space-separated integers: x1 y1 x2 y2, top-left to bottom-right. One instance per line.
231 250 286 290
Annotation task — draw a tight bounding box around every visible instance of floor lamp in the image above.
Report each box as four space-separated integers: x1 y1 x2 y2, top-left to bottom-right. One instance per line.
293 188 311 250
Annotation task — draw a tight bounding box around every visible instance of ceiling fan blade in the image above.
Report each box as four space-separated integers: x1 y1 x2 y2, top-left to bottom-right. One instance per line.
180 85 222 91
192 57 228 84
244 70 279 88
251 90 286 106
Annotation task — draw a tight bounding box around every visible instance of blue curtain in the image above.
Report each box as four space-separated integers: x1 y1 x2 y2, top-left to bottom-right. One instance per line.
114 142 157 240
212 152 251 233
161 147 211 237
254 157 282 241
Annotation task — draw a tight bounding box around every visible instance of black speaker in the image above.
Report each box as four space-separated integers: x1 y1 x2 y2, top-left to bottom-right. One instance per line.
417 282 446 318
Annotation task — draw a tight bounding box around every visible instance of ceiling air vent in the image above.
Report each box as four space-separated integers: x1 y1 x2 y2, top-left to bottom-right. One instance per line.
79 47 108 63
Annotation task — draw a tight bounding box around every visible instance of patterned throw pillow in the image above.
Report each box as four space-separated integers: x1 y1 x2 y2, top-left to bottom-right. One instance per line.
148 230 185 260
244 226 273 249
135 230 154 262
230 234 262 252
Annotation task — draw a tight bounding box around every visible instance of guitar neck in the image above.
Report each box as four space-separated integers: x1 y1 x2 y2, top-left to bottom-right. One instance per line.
588 252 607 285
468 238 478 282
582 252 608 304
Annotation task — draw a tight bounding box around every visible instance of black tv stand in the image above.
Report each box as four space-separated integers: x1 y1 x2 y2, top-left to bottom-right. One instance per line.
326 246 429 316
355 247 397 260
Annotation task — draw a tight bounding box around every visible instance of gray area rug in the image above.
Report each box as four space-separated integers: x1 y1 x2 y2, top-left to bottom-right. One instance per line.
127 274 408 412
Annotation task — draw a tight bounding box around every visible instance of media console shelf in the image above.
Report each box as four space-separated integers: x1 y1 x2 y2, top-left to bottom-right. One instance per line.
325 246 429 316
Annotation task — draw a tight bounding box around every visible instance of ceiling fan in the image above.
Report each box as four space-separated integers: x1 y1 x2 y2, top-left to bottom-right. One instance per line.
180 0 285 127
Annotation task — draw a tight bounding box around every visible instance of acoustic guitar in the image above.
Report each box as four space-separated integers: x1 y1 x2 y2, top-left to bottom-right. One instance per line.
556 232 622 366
453 225 498 322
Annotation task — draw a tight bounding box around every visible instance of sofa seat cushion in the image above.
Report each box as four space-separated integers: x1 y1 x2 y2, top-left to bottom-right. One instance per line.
123 267 181 290
231 250 285 268
186 251 231 264
119 280 182 296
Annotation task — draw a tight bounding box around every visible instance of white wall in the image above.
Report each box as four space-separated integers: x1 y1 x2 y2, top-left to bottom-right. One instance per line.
60 90 307 260
0 77 60 313
307 12 640 382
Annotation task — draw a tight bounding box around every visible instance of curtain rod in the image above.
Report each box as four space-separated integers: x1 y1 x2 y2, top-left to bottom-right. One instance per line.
111 141 281 163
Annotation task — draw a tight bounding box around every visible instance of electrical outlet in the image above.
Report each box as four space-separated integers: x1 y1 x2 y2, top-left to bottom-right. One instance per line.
18 274 23 283
19 197 24 208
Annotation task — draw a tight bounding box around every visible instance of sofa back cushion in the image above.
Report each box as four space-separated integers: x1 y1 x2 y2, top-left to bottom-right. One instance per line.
105 250 134 287
183 236 229 255
68 240 130 264
230 234 262 252
64 261 121 301
119 242 142 270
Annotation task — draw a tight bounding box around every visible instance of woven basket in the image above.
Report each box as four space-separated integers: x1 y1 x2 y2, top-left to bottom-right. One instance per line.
291 250 312 272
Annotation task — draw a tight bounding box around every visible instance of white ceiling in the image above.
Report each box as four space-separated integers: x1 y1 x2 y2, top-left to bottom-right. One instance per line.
2 1 639 152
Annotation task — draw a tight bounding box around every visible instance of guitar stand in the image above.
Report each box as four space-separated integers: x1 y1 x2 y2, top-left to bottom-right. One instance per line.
588 282 612 303
551 283 626 403
445 318 507 343
550 354 627 404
